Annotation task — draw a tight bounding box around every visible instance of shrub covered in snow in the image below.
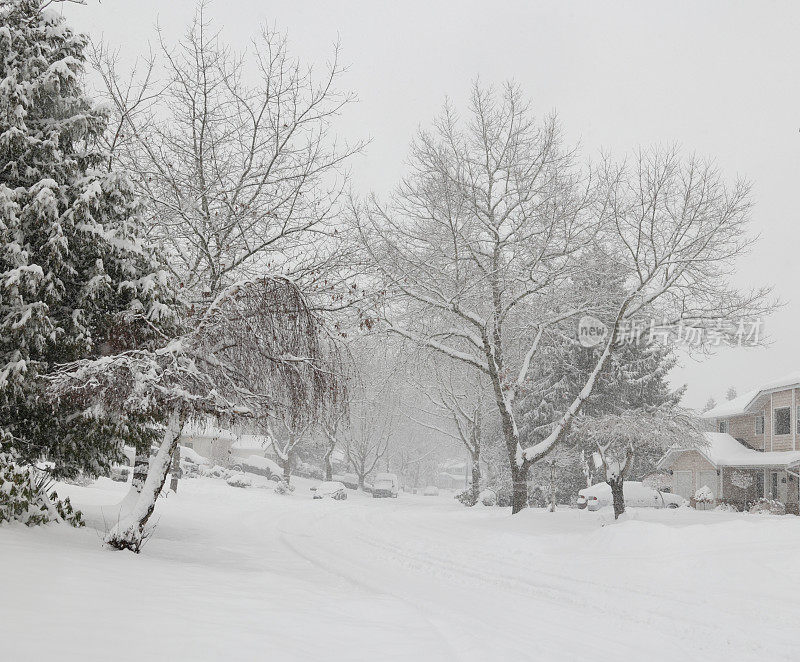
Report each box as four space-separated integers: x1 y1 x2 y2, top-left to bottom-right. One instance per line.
479 489 497 507
455 488 477 506
0 455 83 527
714 502 740 513
226 473 252 489
749 498 785 515
274 480 295 495
209 465 232 480
694 486 714 503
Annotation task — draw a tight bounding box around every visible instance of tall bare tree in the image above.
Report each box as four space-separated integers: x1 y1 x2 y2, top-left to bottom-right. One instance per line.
411 364 489 505
357 82 773 513
91 2 364 303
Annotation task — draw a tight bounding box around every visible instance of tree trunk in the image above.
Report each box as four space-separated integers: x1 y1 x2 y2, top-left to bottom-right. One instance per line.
106 409 184 552
510 462 529 514
609 476 625 519
470 450 481 504
283 451 292 486
169 444 181 493
548 463 557 512
324 448 333 481
132 448 149 493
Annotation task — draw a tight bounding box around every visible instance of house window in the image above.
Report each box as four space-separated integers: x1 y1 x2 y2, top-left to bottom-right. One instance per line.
774 407 791 435
718 420 728 434
755 414 765 435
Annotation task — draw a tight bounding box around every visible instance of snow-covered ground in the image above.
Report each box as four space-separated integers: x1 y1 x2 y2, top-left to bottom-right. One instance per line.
2 476 799 661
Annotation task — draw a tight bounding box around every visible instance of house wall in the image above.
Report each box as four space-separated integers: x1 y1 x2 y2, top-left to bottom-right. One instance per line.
727 411 766 450
670 451 718 500
718 387 800 452
768 388 797 452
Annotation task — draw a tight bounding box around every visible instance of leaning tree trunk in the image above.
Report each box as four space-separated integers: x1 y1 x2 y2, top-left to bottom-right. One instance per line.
106 409 184 552
608 476 626 519
169 444 181 493
470 450 481 504
132 447 150 493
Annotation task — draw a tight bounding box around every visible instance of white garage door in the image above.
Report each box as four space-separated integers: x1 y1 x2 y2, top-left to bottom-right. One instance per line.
698 470 717 499
675 471 693 500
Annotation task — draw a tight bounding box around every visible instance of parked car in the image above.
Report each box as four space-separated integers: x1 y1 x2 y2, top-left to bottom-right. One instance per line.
373 473 399 498
331 473 359 490
577 481 685 511
423 485 439 496
312 481 348 500
232 455 282 481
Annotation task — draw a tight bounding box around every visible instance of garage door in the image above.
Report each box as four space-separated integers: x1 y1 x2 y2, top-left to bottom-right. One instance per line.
674 471 693 500
698 471 717 499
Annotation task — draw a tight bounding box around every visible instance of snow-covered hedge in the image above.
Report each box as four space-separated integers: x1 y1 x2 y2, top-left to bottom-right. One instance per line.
455 488 477 506
694 486 714 503
479 489 497 507
226 473 252 489
749 498 785 515
0 455 83 527
274 480 295 495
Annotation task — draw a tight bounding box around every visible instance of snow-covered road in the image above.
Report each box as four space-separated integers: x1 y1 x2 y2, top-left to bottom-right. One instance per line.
3 476 799 661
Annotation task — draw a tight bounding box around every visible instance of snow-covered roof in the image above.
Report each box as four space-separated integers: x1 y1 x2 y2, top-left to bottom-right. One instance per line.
231 434 269 450
703 371 800 419
658 432 800 469
183 419 237 441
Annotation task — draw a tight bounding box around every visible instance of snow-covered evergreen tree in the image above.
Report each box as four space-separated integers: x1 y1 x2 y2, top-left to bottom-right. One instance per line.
0 0 181 480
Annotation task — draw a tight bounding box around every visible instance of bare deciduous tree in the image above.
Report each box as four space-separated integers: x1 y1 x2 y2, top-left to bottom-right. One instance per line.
91 3 364 303
576 408 704 519
343 395 393 490
411 364 488 504
357 82 773 513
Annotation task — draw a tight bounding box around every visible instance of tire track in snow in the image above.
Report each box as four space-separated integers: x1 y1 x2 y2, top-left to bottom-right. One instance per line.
275 508 464 661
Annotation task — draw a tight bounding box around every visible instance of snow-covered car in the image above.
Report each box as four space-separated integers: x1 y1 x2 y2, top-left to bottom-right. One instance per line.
577 481 685 511
372 473 399 498
312 481 348 500
423 485 439 496
331 473 359 490
232 455 282 481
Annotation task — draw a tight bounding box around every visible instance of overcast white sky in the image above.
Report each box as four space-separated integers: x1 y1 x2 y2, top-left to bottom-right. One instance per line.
63 0 800 410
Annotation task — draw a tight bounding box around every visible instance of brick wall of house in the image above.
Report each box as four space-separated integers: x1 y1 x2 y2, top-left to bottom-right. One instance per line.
721 467 760 505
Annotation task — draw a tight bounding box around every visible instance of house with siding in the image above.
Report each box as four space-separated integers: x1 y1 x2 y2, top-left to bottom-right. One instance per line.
657 373 800 513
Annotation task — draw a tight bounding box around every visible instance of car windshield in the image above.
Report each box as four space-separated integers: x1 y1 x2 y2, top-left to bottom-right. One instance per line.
375 479 393 488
